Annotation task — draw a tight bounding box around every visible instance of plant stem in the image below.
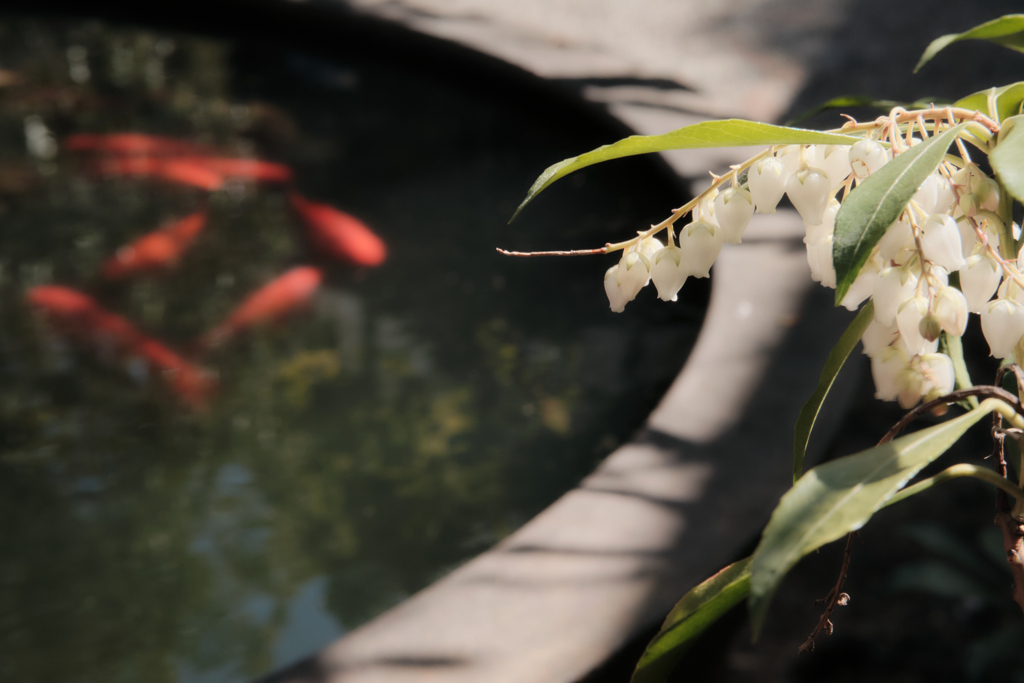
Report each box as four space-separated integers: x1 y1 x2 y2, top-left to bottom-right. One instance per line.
884 463 1024 508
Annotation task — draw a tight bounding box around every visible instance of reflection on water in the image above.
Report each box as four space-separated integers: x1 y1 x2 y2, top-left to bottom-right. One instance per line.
0 13 707 683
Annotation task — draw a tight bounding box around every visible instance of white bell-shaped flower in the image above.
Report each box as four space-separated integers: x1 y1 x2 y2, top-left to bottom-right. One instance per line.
957 217 1000 258
650 246 688 302
960 250 1002 313
878 220 915 264
871 345 909 401
873 265 919 326
952 164 985 193
631 235 664 260
849 139 890 179
787 167 833 226
913 174 956 215
896 296 932 356
618 252 651 301
841 256 881 311
981 298 1024 358
680 220 723 278
821 145 853 191
917 353 955 403
932 285 969 337
604 265 629 313
805 198 840 244
805 236 836 288
976 177 1001 212
861 319 900 357
748 157 790 214
777 145 824 173
920 214 966 271
713 187 754 244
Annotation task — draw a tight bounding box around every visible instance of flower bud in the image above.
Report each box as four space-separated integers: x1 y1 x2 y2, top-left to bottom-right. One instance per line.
959 192 980 218
920 214 965 271
861 319 900 357
959 251 1002 313
787 167 833 226
918 353 955 403
918 314 942 342
931 285 968 337
896 296 932 356
878 220 915 264
873 265 919 326
714 187 755 244
748 157 790 214
871 345 909 401
680 220 723 278
952 163 985 193
821 145 853 191
913 173 956 215
849 139 890 179
604 265 629 313
650 246 688 302
975 177 1001 212
981 298 1024 359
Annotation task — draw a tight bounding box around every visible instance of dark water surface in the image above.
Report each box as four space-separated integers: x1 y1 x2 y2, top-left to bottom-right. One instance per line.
0 11 707 683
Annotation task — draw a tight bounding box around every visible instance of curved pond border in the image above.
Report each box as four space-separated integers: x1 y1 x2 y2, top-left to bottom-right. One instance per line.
5 1 866 680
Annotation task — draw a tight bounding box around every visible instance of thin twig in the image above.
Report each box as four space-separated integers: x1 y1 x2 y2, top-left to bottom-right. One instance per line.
878 386 1024 446
798 532 857 653
496 247 607 257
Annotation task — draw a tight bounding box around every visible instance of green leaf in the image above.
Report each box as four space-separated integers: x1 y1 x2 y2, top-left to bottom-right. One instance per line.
954 82 1024 122
785 96 944 127
938 332 978 409
631 558 751 683
833 123 968 304
748 401 994 639
512 120 862 221
989 115 1024 205
792 302 874 482
916 15 1024 73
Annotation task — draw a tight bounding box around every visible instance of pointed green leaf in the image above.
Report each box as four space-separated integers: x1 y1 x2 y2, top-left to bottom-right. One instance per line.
833 123 968 304
954 82 1024 122
512 120 862 221
631 558 751 683
990 115 1024 205
916 14 1024 73
793 301 874 482
749 401 994 639
785 96 944 127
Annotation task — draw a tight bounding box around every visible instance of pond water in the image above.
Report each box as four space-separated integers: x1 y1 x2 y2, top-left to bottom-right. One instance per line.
0 9 707 683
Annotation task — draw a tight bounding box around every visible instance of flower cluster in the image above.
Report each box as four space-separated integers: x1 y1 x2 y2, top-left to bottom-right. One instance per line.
603 111 1021 409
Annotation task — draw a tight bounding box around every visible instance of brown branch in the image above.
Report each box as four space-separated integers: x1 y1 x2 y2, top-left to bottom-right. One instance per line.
995 511 1024 615
877 386 1023 446
799 532 857 653
495 247 607 257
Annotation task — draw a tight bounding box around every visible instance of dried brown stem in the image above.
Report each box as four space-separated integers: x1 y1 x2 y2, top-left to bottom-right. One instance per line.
877 386 1023 446
995 510 1024 615
798 532 857 653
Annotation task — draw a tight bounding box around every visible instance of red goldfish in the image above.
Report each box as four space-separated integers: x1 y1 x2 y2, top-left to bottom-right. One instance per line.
26 286 217 410
102 210 208 281
198 266 323 350
91 157 225 191
64 133 213 157
288 192 386 267
176 157 293 184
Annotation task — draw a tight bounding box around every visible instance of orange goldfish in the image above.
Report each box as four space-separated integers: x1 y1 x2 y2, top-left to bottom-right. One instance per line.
101 210 208 281
26 286 217 410
198 266 323 350
288 192 386 267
